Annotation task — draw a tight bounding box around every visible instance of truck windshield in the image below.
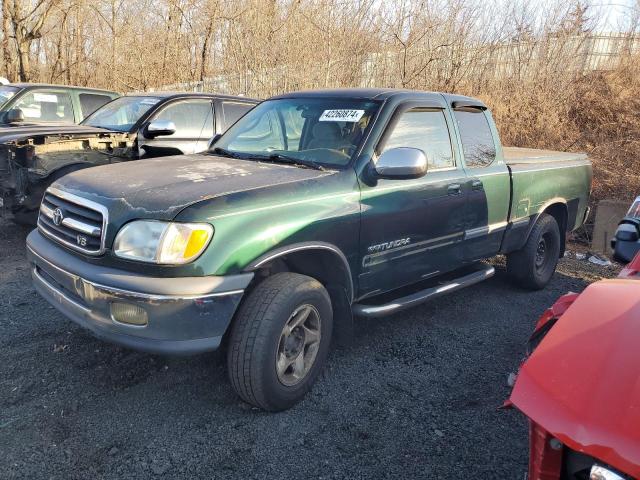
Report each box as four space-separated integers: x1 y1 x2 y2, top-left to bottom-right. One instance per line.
0 85 20 109
213 98 380 168
82 96 161 132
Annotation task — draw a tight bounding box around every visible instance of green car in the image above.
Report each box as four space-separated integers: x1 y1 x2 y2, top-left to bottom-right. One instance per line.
26 89 592 411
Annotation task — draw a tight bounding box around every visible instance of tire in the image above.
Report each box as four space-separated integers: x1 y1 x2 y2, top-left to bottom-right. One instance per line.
227 272 333 411
507 213 561 290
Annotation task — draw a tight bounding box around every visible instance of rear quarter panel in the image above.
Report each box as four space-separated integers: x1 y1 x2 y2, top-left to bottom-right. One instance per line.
509 159 592 231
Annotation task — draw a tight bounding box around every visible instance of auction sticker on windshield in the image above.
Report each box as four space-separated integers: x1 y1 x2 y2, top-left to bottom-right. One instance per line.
319 109 365 122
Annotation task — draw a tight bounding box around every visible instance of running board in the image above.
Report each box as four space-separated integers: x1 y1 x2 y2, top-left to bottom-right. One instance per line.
353 264 495 318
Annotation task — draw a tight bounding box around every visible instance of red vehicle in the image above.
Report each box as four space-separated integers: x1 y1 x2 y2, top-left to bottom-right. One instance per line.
508 252 640 480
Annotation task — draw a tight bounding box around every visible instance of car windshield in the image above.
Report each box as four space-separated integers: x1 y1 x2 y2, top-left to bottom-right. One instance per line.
82 96 161 132
0 85 20 109
212 97 381 168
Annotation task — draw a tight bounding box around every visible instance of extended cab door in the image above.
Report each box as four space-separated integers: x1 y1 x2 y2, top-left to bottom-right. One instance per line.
450 104 510 261
139 98 215 157
358 104 468 297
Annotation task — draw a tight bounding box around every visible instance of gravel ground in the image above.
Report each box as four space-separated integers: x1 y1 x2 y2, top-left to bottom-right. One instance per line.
0 218 621 480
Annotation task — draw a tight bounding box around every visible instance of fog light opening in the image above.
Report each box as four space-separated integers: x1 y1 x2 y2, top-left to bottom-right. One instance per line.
110 302 148 327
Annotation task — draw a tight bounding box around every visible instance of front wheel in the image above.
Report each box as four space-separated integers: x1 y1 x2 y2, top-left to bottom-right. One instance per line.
227 272 333 411
507 213 561 290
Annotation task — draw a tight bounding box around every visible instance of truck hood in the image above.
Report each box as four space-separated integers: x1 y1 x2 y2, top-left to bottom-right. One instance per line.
0 124 116 143
53 153 334 223
510 279 640 478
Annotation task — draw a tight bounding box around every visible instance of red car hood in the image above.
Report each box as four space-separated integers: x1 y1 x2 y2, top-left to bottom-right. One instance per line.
510 279 640 478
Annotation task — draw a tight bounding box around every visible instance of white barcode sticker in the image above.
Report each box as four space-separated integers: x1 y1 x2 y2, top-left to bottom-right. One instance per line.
319 109 365 122
33 93 58 103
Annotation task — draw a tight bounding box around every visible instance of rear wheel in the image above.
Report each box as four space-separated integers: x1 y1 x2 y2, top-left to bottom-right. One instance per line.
507 213 561 290
227 272 333 411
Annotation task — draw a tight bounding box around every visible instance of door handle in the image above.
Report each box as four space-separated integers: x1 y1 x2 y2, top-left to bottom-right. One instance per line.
471 179 484 191
447 183 462 196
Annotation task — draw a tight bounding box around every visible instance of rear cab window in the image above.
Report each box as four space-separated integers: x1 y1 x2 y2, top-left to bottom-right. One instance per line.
453 108 496 168
14 90 74 123
383 108 455 170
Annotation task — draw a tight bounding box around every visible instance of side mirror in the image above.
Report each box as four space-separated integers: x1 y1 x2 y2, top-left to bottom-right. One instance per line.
6 108 24 124
374 147 427 180
145 120 176 137
615 223 640 242
208 133 222 149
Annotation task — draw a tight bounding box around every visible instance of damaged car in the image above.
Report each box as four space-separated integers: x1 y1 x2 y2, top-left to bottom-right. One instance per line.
0 92 258 223
611 196 640 263
508 252 640 479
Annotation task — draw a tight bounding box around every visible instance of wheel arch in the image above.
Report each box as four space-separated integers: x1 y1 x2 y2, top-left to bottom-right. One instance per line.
245 242 355 303
530 199 568 257
244 242 355 345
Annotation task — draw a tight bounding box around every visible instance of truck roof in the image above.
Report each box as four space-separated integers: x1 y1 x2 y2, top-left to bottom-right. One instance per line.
271 88 487 109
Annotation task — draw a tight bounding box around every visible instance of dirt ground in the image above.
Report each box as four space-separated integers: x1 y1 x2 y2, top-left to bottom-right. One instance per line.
0 219 621 480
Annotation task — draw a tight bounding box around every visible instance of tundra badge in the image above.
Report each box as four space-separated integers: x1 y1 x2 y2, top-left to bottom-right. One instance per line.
368 238 411 254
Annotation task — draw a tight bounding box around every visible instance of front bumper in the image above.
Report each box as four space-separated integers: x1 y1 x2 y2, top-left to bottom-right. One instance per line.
27 229 252 355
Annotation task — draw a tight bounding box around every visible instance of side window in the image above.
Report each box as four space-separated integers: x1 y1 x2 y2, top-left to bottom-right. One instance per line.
221 102 254 130
226 109 284 152
14 91 74 122
79 93 113 118
153 100 214 139
453 108 496 168
383 108 454 170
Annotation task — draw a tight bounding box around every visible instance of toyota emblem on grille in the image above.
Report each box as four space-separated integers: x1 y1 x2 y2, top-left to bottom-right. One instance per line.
52 208 64 226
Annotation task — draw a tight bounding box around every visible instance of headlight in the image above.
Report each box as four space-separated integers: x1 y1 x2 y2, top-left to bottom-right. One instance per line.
113 220 213 264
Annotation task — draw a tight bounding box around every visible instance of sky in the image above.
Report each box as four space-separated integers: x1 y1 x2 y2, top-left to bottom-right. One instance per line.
591 0 637 31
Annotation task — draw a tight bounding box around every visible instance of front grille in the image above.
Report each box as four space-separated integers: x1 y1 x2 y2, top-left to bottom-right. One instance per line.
38 187 107 255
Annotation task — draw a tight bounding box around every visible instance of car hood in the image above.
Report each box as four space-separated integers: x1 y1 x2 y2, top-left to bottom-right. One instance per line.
510 279 640 478
0 123 115 143
53 153 334 223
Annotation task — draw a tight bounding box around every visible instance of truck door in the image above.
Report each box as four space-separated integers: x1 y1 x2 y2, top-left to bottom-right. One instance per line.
358 105 468 297
140 98 215 157
451 106 510 261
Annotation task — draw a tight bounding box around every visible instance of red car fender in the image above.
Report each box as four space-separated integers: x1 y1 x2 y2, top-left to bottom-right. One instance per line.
531 292 580 337
510 251 640 480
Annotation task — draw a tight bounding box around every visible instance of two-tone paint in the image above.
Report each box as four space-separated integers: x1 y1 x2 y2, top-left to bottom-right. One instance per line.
26 88 592 354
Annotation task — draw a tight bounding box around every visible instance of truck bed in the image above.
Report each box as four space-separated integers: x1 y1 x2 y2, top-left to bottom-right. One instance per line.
503 147 588 165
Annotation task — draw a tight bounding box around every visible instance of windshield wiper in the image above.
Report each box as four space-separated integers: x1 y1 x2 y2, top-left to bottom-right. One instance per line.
211 148 326 171
255 153 326 171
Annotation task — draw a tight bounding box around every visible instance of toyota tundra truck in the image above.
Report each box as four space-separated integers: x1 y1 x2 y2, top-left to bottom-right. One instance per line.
26 88 592 411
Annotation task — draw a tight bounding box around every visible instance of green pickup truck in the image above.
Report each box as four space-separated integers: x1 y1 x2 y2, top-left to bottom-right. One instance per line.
26 89 592 411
